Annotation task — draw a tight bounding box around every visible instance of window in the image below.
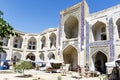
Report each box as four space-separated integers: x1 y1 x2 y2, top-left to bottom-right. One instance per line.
13 37 23 48
28 41 36 50
14 44 18 48
100 27 106 40
101 34 106 40
118 25 120 38
0 37 9 46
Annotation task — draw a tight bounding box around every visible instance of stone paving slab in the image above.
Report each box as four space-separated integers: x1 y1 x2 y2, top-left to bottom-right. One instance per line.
0 70 100 80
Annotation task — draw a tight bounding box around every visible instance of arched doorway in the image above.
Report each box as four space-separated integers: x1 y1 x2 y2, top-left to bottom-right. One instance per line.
0 50 7 60
118 54 120 58
39 53 44 60
47 52 55 60
63 45 78 70
11 52 21 61
26 53 35 61
92 51 107 74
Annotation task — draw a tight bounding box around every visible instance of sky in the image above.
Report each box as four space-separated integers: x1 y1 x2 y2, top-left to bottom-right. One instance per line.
0 0 120 33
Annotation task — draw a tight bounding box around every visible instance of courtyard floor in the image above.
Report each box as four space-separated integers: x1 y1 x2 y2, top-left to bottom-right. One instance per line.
0 69 103 80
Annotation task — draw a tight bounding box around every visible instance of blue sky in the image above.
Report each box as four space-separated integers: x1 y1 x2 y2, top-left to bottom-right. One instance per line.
0 0 120 33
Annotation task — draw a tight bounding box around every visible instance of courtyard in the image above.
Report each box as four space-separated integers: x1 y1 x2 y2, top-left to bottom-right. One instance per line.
0 69 102 80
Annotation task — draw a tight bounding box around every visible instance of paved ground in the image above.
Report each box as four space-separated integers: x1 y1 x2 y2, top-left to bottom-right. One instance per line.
0 70 101 80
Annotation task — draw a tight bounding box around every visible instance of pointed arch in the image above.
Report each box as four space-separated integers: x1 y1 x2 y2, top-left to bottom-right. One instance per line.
64 15 79 39
92 21 107 41
92 51 107 74
47 52 55 60
118 54 120 58
49 33 56 48
63 45 78 70
0 50 7 60
26 53 35 61
11 52 21 61
41 36 46 49
39 53 45 60
13 36 23 48
0 37 9 46
28 37 37 50
116 18 120 38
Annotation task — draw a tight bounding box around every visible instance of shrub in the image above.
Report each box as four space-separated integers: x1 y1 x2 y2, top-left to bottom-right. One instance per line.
15 61 33 75
57 76 62 80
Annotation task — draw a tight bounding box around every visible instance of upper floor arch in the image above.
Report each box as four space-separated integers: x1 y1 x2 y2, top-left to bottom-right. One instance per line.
0 37 9 47
64 15 79 39
27 37 37 50
13 36 23 48
41 36 46 49
116 18 120 38
49 33 56 48
92 21 107 41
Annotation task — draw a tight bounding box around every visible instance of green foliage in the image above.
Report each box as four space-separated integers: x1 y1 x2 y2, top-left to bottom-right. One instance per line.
0 45 3 51
0 10 3 17
0 10 18 52
57 76 62 80
0 17 18 38
15 61 33 74
15 61 33 70
32 79 37 80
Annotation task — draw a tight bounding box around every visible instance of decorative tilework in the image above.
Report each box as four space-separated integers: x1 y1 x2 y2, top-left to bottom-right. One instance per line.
86 21 89 63
58 15 62 55
109 18 114 61
89 41 109 46
58 48 60 56
58 15 62 46
80 1 85 51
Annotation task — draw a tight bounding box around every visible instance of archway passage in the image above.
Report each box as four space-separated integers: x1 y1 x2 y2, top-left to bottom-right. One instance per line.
47 52 55 60
92 51 107 74
39 53 45 60
26 53 35 61
118 54 120 58
0 50 7 60
11 52 21 61
63 45 78 71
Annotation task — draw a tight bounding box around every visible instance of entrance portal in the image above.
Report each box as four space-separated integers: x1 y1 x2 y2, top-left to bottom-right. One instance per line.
92 51 107 74
26 53 35 61
63 45 78 70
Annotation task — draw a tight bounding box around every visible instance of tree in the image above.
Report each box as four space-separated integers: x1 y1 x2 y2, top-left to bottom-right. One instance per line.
14 61 33 75
0 10 18 52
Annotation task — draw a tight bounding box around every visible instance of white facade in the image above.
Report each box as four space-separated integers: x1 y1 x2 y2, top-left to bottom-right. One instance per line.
0 28 58 62
0 1 120 73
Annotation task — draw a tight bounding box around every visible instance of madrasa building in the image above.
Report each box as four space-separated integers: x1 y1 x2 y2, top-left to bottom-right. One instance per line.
0 0 120 73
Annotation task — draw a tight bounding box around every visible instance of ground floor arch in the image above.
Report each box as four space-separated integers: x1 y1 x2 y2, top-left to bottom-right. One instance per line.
92 51 107 74
47 52 55 60
39 53 44 60
26 53 35 61
0 50 7 60
118 54 120 58
63 45 78 71
11 52 21 61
